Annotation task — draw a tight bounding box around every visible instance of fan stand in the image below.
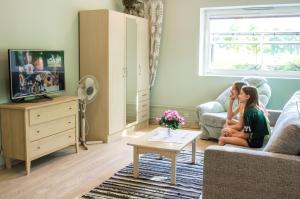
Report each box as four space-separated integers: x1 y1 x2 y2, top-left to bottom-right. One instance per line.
80 101 89 150
79 100 103 150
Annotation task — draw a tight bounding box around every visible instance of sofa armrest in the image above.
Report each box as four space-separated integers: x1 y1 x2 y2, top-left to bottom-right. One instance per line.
267 109 282 127
196 101 225 121
203 145 300 199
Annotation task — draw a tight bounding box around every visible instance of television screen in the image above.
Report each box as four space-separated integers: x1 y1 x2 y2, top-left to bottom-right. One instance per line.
9 50 65 100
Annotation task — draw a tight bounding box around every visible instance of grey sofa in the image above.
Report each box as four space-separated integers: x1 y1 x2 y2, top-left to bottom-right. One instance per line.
196 77 271 139
202 91 300 199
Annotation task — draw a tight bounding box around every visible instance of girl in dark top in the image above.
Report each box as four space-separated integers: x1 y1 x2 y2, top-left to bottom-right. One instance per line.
219 86 270 148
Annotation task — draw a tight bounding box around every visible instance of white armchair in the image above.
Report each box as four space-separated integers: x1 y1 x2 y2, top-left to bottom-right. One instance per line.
196 77 271 139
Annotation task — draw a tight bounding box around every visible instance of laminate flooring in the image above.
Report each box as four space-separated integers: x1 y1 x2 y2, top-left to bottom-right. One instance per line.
0 125 217 199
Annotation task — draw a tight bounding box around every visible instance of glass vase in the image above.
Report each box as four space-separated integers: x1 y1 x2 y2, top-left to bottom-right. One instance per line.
167 128 173 137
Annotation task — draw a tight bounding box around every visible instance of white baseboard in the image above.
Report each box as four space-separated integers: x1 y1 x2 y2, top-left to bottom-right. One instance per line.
149 105 200 129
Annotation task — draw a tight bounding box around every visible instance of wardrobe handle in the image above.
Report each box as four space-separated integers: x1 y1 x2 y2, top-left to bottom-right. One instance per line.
123 67 126 77
139 64 142 75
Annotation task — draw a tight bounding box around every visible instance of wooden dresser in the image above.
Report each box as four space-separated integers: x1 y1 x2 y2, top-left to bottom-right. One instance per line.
0 96 79 174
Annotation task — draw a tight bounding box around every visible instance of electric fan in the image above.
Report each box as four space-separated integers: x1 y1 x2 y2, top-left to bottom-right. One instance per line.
77 75 101 150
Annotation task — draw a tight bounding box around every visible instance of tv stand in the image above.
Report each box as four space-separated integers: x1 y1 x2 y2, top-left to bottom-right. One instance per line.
12 94 54 103
11 98 25 103
42 94 53 100
39 94 54 100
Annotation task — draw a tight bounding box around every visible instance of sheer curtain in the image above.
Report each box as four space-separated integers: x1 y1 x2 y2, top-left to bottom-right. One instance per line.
144 0 164 88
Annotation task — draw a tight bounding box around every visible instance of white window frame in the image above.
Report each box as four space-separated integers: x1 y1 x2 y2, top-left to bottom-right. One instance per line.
199 4 300 78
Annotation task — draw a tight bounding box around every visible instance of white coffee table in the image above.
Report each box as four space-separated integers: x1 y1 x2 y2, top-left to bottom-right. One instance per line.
127 127 200 184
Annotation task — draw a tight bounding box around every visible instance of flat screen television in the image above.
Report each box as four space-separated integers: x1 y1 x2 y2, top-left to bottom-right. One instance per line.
8 49 65 100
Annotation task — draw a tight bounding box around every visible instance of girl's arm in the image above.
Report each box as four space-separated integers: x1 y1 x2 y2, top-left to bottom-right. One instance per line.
227 98 235 120
226 119 238 126
226 103 245 130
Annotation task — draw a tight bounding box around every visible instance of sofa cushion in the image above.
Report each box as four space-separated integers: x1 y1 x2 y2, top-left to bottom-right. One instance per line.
225 144 264 151
264 91 300 155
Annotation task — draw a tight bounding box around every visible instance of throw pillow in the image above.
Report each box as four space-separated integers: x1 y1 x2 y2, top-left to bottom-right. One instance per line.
264 121 300 155
264 91 300 155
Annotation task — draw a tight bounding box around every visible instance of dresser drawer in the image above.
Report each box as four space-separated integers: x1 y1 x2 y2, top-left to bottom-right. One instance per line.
138 100 149 113
138 110 149 122
30 129 75 159
29 101 77 125
29 116 75 141
138 89 150 102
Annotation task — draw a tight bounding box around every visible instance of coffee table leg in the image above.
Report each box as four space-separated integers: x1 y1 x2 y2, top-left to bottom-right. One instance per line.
192 139 196 164
171 153 177 185
133 146 139 178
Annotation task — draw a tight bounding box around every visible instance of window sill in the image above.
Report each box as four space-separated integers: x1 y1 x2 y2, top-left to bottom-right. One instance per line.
199 70 300 80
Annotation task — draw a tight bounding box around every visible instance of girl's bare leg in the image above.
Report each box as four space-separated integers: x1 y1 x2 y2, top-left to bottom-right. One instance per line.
218 136 249 147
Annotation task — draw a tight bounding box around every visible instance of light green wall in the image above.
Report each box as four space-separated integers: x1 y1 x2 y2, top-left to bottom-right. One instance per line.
0 0 122 168
151 0 300 110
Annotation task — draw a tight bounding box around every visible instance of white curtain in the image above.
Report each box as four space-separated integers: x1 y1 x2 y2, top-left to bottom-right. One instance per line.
144 0 164 88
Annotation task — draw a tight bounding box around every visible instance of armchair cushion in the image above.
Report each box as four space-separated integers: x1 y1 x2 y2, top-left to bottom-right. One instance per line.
196 101 225 115
242 77 271 107
201 112 227 129
196 101 225 122
241 76 267 87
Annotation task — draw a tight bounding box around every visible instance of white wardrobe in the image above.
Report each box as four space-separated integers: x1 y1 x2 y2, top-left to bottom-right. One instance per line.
79 9 150 142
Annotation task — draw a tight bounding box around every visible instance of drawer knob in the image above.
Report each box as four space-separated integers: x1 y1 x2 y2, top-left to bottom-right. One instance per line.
37 114 41 118
68 107 73 110
36 130 40 133
37 146 40 149
68 135 72 138
68 121 72 124
142 94 147 97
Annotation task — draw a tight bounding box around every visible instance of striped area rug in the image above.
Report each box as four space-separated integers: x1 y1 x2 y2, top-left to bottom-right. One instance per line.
82 151 204 199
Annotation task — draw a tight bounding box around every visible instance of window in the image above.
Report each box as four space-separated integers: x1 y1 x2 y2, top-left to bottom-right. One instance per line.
200 4 300 77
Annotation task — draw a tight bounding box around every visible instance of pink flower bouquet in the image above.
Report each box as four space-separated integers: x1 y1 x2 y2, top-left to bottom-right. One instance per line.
157 110 185 130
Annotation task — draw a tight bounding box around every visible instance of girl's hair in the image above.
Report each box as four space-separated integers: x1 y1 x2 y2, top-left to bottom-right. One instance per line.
233 81 249 95
241 86 259 109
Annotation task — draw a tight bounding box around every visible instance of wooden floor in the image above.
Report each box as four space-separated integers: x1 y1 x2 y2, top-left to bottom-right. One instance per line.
0 125 217 199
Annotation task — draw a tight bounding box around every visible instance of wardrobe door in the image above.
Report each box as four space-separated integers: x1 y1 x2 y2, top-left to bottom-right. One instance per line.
137 19 150 92
108 11 126 134
125 17 138 126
